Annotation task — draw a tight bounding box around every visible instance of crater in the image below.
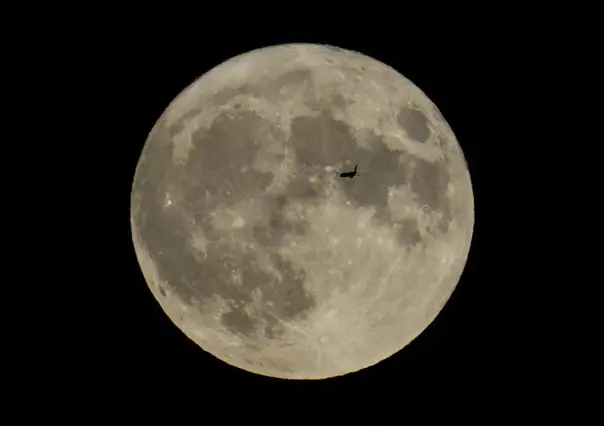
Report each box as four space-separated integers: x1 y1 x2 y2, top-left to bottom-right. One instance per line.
158 285 167 297
397 106 430 143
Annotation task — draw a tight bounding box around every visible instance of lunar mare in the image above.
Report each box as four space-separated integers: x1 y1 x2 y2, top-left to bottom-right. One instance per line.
130 44 474 379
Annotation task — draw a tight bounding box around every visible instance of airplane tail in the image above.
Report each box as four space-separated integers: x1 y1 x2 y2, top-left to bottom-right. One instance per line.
356 165 369 176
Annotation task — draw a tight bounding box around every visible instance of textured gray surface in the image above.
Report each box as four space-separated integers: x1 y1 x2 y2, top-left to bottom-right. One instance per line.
130 44 474 379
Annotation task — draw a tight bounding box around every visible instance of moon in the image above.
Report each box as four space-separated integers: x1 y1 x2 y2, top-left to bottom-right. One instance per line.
130 43 474 379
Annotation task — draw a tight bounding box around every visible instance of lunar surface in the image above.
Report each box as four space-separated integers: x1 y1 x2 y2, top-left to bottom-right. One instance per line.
130 44 474 379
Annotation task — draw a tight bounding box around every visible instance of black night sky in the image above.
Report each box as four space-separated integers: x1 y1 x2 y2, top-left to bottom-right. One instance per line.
38 24 553 416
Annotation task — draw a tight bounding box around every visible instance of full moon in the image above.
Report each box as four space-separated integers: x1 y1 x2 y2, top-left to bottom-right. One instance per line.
130 44 474 379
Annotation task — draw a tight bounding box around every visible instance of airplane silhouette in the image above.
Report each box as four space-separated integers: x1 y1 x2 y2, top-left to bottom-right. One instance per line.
334 164 367 179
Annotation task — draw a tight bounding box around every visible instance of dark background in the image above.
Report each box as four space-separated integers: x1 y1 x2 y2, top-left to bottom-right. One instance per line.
22 23 559 416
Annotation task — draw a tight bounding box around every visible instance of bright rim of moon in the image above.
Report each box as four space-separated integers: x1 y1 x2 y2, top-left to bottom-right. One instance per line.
130 44 474 379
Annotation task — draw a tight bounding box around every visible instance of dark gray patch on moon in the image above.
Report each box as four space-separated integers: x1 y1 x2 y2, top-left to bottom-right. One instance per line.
165 107 203 138
436 216 451 233
397 106 430 143
396 218 422 246
183 110 275 203
336 138 411 223
409 157 452 230
286 109 452 244
263 69 313 93
265 254 314 319
410 158 450 215
133 123 222 305
133 108 319 340
253 223 280 247
330 93 347 110
289 111 358 168
221 304 257 336
216 251 315 338
253 194 310 248
132 185 217 307
263 321 284 339
284 176 322 201
288 110 413 225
